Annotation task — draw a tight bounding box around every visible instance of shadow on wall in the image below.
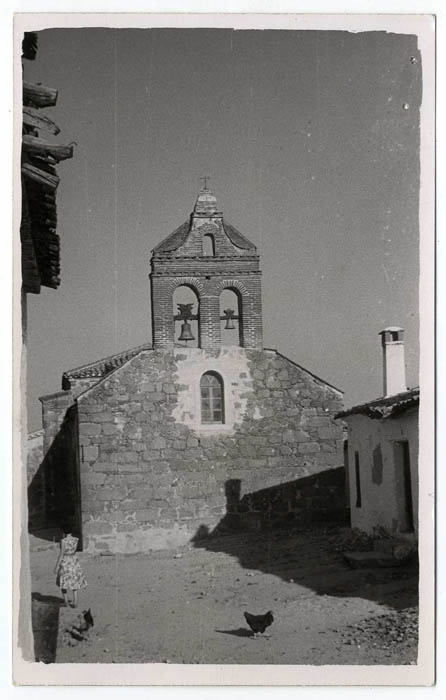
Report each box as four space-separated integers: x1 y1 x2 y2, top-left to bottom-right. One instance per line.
194 468 349 536
28 405 81 545
191 472 418 611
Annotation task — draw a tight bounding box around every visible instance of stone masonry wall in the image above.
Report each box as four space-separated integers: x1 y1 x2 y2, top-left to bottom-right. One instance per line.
77 347 344 553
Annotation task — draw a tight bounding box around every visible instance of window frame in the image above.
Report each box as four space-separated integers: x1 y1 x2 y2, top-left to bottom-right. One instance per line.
200 372 225 424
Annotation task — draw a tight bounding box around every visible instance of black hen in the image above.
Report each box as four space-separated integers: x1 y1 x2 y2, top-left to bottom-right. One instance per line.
76 609 94 633
244 610 274 636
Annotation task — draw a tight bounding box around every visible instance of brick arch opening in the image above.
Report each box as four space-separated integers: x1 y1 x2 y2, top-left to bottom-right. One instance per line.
219 287 243 347
216 279 249 297
173 284 201 348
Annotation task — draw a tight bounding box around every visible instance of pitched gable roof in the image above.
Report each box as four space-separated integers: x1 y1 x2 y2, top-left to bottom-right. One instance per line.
62 343 152 387
336 387 419 420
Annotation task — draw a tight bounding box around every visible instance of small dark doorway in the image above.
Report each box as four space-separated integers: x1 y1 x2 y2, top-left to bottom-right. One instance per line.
393 440 414 533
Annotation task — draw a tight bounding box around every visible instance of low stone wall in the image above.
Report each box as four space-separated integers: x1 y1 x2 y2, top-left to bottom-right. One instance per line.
76 347 344 553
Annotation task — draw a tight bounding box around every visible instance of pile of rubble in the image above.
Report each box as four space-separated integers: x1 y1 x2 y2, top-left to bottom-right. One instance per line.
340 607 418 657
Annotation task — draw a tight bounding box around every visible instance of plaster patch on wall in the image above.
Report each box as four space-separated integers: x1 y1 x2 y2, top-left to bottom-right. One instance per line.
114 413 126 433
172 347 253 433
253 406 262 420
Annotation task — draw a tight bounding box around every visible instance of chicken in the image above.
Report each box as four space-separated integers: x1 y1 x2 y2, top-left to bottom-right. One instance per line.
244 610 274 637
73 608 94 635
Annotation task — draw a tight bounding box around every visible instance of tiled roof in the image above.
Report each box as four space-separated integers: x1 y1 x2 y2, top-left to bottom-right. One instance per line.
62 344 152 385
336 388 419 420
222 220 257 251
152 217 256 254
152 219 191 253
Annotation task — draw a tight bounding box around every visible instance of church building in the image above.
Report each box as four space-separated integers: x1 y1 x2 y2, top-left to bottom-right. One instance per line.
36 187 344 553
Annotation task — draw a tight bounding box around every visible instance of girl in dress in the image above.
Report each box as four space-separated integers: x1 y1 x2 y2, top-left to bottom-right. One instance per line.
54 525 87 607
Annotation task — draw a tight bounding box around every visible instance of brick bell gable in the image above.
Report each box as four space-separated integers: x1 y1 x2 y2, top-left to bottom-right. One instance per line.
150 187 262 350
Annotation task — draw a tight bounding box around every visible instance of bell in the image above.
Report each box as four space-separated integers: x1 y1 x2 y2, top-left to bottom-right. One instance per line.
178 320 195 343
224 317 236 330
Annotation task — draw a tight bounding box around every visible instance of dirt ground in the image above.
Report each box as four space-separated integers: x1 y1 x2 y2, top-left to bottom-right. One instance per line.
29 525 418 665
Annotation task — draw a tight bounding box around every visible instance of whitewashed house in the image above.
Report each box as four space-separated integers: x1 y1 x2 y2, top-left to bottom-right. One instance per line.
337 328 419 536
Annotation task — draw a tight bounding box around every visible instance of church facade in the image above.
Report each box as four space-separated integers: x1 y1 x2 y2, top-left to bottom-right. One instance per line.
37 188 345 553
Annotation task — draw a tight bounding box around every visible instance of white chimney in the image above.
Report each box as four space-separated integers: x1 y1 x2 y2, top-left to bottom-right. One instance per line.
379 327 407 397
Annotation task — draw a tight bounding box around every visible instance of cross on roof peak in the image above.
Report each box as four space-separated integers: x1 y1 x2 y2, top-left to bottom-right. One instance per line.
199 175 211 190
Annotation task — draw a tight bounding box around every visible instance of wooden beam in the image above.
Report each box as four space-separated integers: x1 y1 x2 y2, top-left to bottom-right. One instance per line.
21 162 60 190
23 106 60 135
22 135 74 162
23 82 58 108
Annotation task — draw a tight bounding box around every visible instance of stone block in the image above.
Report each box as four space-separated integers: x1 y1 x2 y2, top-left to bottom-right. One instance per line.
298 442 321 454
267 456 282 467
120 499 147 511
150 461 170 474
286 408 300 416
97 488 122 500
141 450 161 462
318 427 342 440
82 445 99 462
260 447 277 457
140 381 156 393
79 422 101 436
173 440 186 451
309 416 331 427
82 472 106 486
101 510 127 522
93 461 118 473
83 521 113 535
178 506 196 519
116 522 138 533
159 508 178 521
117 463 147 473
93 412 115 423
152 436 166 450
111 451 139 463
134 508 161 523
302 408 317 416
162 383 177 394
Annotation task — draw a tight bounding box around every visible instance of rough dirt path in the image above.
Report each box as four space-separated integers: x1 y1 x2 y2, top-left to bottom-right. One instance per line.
30 527 418 665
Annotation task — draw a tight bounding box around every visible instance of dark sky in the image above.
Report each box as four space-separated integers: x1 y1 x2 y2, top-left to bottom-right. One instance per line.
24 27 421 430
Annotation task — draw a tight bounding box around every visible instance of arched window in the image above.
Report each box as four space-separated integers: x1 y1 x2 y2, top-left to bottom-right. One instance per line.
200 372 224 424
203 233 215 256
